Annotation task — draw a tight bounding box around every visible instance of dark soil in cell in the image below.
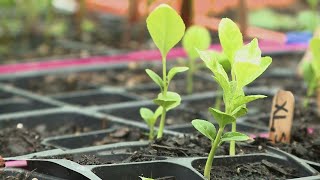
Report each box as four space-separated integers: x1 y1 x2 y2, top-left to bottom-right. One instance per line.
196 159 299 180
0 127 48 157
127 135 265 158
0 121 105 157
5 62 162 95
92 127 147 146
55 92 136 106
247 102 320 163
44 152 161 166
253 125 320 164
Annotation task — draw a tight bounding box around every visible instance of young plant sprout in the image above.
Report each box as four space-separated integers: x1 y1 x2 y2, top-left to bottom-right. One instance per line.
192 18 272 180
146 4 188 139
182 25 211 94
302 37 320 108
140 107 162 140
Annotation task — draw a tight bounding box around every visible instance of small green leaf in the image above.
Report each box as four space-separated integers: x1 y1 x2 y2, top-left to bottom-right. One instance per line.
146 69 163 90
218 18 243 65
208 108 236 127
154 91 181 110
197 50 230 92
191 119 216 141
302 61 317 93
167 66 189 83
182 25 211 60
232 95 267 110
310 38 320 73
220 132 249 142
232 106 248 118
140 108 154 126
153 106 163 120
146 4 185 57
234 51 272 88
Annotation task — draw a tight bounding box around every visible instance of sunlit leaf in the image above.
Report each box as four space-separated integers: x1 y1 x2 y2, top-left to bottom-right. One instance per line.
146 4 185 57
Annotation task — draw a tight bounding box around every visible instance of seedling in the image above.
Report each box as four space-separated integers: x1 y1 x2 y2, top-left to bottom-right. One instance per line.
192 18 272 180
140 107 163 140
217 18 272 156
302 37 320 109
182 25 211 94
146 4 188 138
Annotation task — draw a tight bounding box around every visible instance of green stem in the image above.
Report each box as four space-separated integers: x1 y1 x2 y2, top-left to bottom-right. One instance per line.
149 125 154 140
157 107 167 138
229 121 236 156
204 127 224 180
187 58 194 94
214 89 222 110
162 56 167 95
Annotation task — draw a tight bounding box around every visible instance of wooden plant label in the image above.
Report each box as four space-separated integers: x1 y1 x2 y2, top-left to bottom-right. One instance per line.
269 90 295 143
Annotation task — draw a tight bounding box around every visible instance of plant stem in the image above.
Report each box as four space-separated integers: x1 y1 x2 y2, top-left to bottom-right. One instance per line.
149 125 154 140
204 127 224 180
157 107 167 138
214 88 222 110
187 58 194 94
229 121 236 156
162 56 167 95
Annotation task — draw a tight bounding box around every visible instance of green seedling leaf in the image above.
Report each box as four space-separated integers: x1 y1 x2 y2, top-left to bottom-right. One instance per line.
234 39 272 88
182 25 211 60
232 106 248 118
140 107 154 126
167 66 189 83
310 38 320 75
302 61 317 95
191 119 216 141
197 50 230 92
154 106 163 119
220 132 249 143
233 95 267 110
154 91 181 110
219 18 243 65
310 38 320 60
146 69 163 90
303 62 314 83
146 4 185 57
209 108 236 127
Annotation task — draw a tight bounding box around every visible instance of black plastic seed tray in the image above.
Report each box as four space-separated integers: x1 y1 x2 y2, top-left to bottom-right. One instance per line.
0 60 318 179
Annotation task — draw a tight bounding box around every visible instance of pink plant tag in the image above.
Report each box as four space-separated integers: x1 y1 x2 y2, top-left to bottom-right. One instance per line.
5 160 28 168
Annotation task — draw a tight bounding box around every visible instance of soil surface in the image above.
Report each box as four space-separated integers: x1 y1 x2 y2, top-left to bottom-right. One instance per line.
246 102 320 163
92 127 147 147
43 152 161 166
4 62 161 95
127 134 265 158
0 121 104 157
0 127 48 157
196 159 299 180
